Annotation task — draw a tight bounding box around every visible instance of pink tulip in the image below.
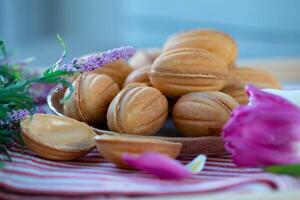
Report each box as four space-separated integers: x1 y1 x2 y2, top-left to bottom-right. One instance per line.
123 152 192 180
222 85 300 167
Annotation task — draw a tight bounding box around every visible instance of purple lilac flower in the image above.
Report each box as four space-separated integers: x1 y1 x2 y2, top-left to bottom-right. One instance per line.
54 46 135 91
56 46 135 73
0 109 30 127
75 46 135 72
7 109 30 122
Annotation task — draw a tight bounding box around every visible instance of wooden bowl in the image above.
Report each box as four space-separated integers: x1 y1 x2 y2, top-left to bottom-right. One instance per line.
47 88 227 155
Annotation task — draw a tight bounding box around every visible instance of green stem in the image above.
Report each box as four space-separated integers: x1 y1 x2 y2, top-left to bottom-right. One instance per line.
265 164 300 176
0 38 7 58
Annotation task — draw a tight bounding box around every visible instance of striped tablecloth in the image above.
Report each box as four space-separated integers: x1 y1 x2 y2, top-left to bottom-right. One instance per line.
1 147 299 199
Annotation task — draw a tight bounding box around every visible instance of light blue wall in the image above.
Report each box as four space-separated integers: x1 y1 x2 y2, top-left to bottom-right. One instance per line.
119 0 300 58
0 0 299 66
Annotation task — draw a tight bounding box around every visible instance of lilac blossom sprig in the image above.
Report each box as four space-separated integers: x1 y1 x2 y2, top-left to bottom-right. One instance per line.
0 109 30 128
7 109 30 123
58 46 135 72
54 46 135 92
0 109 30 162
76 46 135 72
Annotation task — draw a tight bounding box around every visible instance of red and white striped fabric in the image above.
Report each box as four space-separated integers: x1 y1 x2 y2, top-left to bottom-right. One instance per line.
1 147 299 199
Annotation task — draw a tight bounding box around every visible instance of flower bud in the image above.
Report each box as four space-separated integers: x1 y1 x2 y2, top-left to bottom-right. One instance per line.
222 85 300 167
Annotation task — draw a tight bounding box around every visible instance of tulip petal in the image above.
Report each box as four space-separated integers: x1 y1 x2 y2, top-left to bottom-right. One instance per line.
246 84 299 110
123 152 193 180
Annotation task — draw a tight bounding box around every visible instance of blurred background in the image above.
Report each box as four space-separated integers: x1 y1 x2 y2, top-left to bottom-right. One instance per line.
0 0 300 67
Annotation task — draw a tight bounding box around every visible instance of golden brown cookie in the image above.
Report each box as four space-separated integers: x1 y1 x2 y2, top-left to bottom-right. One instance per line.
173 91 238 137
63 73 120 126
149 48 228 98
162 29 238 66
107 83 168 136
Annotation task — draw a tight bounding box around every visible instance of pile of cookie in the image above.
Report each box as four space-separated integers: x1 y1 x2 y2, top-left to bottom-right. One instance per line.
63 29 281 137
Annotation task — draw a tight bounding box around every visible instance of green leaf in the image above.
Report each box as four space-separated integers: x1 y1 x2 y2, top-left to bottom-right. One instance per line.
0 145 12 162
15 132 24 153
0 64 21 87
0 104 8 119
264 164 300 176
59 80 74 103
0 135 13 144
50 34 67 72
0 37 7 58
0 35 75 167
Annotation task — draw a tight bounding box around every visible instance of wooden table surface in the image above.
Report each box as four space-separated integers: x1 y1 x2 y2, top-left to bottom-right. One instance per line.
238 58 300 83
139 190 300 200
